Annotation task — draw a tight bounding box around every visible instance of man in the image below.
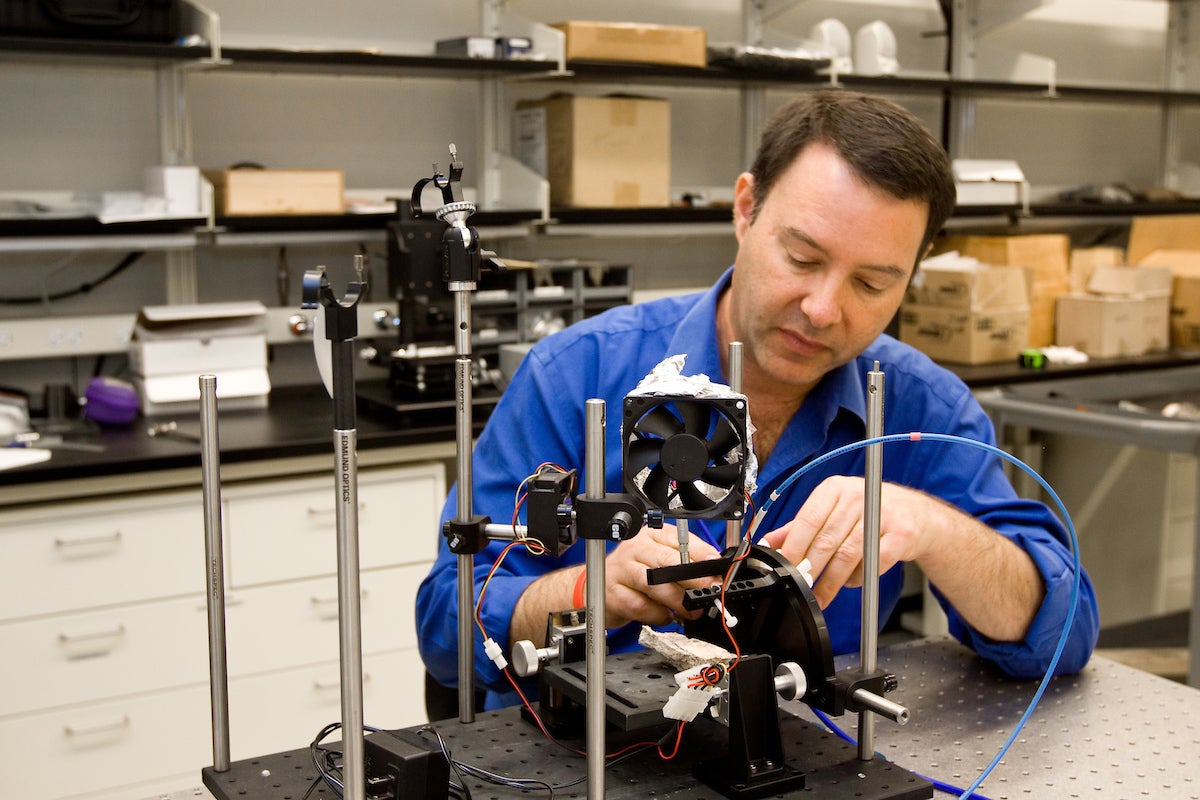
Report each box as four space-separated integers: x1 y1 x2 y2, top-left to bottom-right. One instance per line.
416 90 1099 710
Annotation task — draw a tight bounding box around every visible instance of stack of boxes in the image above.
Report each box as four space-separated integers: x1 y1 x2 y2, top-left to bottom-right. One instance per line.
901 220 1200 365
934 234 1070 348
514 21 706 209
1127 215 1200 349
899 252 1029 364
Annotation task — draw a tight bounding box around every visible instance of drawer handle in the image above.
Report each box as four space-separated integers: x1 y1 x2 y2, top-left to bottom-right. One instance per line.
64 714 131 738
305 501 368 516
54 531 123 555
58 624 127 658
310 589 369 620
313 673 371 691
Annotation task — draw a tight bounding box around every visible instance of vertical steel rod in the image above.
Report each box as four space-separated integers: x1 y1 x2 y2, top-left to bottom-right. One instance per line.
726 341 744 548
335 425 365 800
452 288 478 722
859 362 885 760
584 399 607 800
198 374 230 773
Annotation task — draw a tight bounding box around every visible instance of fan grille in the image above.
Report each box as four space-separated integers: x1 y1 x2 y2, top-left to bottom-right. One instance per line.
621 395 748 520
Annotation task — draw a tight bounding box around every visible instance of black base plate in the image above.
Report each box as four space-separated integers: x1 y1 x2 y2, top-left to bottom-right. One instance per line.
201 705 931 800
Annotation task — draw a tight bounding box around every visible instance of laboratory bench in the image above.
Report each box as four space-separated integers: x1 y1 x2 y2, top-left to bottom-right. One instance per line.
168 636 1200 800
3 353 1200 799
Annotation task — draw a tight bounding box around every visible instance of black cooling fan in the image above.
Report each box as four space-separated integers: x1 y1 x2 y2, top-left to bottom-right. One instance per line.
622 395 749 520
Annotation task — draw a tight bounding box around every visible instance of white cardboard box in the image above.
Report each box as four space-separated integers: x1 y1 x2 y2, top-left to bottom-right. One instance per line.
130 302 270 415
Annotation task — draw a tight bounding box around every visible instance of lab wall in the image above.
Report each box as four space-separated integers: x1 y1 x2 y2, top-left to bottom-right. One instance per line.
0 0 1186 397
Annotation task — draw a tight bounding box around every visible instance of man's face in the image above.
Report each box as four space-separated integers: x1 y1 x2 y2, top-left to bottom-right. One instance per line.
724 142 928 398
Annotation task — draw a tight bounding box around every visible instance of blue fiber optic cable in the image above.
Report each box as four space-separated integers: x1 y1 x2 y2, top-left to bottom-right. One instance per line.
745 431 1082 800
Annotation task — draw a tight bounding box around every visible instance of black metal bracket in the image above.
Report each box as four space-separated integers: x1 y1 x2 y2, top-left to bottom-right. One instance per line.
693 654 806 799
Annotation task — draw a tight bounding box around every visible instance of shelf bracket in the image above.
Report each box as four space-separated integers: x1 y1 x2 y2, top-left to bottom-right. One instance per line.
972 0 1054 38
180 0 223 63
1161 1 1198 191
951 0 1056 90
481 0 565 72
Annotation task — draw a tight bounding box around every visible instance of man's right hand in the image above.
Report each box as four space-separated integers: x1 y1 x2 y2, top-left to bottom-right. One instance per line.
510 523 722 648
602 523 722 628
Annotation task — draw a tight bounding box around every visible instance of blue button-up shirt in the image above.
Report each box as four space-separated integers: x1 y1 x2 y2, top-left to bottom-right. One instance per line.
416 269 1099 708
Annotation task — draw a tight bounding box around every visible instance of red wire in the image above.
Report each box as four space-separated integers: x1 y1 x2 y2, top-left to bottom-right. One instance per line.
657 721 686 759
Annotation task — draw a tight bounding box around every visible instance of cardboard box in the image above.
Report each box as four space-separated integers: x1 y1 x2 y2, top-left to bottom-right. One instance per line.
1087 264 1173 296
130 302 270 415
935 234 1069 283
905 263 1027 310
1139 249 1200 348
1055 293 1170 358
1127 215 1200 265
553 21 707 68
205 169 344 216
1029 277 1068 348
1069 246 1125 293
515 94 670 207
952 159 1024 206
899 305 1029 365
933 234 1069 347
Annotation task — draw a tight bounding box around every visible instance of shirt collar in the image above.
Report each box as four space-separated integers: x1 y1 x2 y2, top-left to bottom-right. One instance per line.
666 265 871 425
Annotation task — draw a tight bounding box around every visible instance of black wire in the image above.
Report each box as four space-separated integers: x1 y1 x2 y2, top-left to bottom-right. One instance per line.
0 250 145 305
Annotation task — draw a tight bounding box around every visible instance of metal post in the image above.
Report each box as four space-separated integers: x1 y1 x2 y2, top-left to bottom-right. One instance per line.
584 399 607 800
859 362 885 760
198 374 230 772
726 341 744 548
335 423 365 800
452 286 478 722
302 262 368 800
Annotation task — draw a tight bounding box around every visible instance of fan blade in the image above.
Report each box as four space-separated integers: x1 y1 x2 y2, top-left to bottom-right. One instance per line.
642 465 672 507
677 401 712 439
635 405 683 439
627 438 663 476
677 480 715 511
707 416 741 458
701 461 742 489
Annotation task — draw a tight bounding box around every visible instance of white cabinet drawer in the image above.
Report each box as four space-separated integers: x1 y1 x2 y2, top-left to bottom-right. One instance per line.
226 564 429 677
226 649 430 763
0 684 213 800
0 594 209 717
0 648 429 800
225 463 444 586
0 490 205 620
0 562 431 719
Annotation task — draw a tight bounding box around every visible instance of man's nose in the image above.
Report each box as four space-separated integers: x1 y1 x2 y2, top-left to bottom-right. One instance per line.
800 276 844 328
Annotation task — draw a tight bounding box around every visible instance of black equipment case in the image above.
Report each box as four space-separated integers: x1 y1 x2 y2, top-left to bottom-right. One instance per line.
0 0 181 42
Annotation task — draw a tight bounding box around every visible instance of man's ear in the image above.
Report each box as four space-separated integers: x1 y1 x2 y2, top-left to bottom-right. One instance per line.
733 172 755 241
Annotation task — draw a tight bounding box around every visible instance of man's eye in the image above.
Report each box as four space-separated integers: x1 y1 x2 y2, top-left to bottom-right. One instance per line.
858 279 886 295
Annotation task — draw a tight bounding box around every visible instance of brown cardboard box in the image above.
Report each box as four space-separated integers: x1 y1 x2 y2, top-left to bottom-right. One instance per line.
1139 250 1200 348
1029 277 1069 348
553 21 707 68
1055 293 1171 357
899 305 1029 365
1087 264 1173 296
1069 246 1125 293
514 94 670 208
205 169 344 216
904 264 1027 309
936 234 1070 282
933 234 1069 347
1127 215 1200 265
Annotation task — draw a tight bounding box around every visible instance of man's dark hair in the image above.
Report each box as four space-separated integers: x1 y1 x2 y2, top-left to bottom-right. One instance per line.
749 90 956 262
